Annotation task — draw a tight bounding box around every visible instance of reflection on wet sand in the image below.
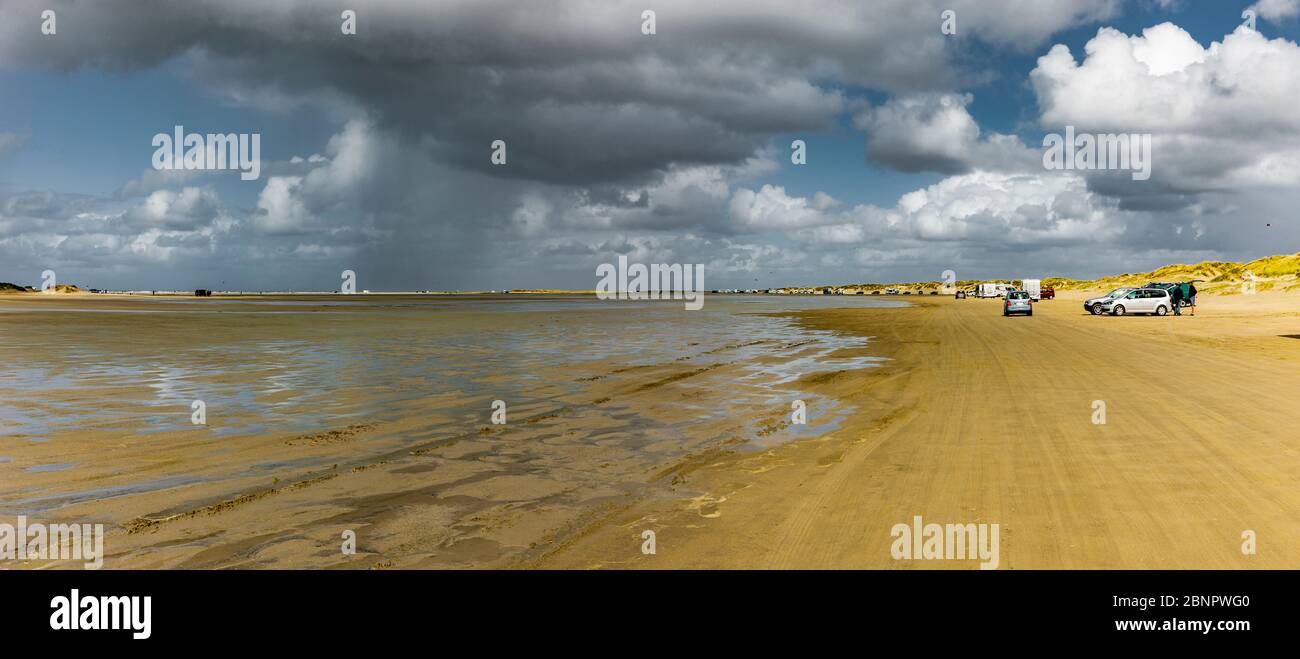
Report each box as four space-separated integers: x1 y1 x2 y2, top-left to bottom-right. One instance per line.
0 294 897 568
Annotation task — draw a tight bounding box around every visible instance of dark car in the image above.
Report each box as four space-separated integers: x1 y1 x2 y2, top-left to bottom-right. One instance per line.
1146 280 1203 308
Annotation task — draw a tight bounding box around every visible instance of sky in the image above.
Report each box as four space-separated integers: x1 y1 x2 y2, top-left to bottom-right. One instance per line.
1 0 1298 291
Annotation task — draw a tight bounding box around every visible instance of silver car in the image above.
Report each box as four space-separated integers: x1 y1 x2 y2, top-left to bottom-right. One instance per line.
1084 287 1132 315
1003 290 1032 316
1097 287 1172 316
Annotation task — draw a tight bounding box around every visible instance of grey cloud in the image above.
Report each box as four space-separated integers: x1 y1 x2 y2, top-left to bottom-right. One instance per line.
0 132 25 155
1 0 1115 186
855 93 1040 175
12 0 1275 291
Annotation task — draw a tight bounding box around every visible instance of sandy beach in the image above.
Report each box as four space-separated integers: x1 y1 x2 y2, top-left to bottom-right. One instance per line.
542 289 1300 569
2 288 1298 569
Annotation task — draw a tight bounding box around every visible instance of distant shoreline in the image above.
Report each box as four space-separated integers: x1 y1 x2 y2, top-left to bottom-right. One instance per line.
2 251 1296 298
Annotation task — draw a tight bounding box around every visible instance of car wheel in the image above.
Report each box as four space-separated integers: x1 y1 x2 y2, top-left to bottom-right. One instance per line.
1112 305 1126 316
1090 305 1104 316
1156 305 1168 316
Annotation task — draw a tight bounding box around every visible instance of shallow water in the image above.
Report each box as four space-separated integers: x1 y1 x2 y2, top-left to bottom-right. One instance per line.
0 294 914 559
0 295 900 446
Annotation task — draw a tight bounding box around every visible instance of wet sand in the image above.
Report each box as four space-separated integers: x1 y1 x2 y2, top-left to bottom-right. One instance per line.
0 294 885 568
3 290 1299 568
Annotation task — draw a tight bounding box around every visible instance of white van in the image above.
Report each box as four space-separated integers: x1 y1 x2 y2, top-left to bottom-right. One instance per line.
1021 279 1041 301
978 283 1013 298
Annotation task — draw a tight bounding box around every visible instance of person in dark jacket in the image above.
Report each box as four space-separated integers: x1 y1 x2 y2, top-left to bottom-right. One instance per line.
1185 282 1197 316
1169 283 1183 315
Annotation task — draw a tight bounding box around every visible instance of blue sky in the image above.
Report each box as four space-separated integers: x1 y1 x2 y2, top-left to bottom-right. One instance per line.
0 62 334 203
767 2 1300 209
1 0 1298 290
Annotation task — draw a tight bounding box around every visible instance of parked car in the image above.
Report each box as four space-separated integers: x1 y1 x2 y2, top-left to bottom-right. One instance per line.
1098 287 1172 316
1084 287 1132 315
955 290 967 299
1040 285 1055 300
1003 290 1032 316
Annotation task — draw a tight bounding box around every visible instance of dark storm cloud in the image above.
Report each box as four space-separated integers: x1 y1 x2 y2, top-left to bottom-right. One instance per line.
0 0 1115 186
9 0 1291 291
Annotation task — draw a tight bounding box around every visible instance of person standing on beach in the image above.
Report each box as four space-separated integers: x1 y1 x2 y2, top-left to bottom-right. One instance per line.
1169 283 1183 315
1185 281 1197 316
